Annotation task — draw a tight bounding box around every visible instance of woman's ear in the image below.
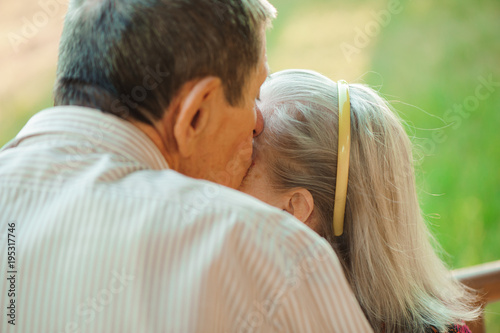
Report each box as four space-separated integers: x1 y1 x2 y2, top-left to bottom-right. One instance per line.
284 188 315 226
173 77 222 157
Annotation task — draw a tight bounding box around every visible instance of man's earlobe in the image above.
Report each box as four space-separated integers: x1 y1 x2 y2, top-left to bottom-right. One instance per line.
173 77 221 157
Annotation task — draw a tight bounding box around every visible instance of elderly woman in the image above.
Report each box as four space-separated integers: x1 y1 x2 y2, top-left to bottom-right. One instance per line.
239 69 480 333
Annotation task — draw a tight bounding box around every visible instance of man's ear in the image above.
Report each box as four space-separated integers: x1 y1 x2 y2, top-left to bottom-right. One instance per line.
284 188 315 226
173 77 222 157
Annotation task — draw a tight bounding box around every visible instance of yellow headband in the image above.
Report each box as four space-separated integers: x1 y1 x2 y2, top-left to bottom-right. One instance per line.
333 80 351 236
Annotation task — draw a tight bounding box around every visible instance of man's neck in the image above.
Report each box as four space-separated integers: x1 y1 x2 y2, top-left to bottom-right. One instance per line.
130 119 179 171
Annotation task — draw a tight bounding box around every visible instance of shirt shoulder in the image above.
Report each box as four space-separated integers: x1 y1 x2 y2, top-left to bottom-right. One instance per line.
109 167 322 248
109 168 335 276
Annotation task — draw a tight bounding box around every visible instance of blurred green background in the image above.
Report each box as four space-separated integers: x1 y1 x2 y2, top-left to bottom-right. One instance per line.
266 0 500 329
1 0 499 330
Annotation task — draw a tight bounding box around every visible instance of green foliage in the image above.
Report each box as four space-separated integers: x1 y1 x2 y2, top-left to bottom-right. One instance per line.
364 2 500 328
265 0 500 329
364 0 500 270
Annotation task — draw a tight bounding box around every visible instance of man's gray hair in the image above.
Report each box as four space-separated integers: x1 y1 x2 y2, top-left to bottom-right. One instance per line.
54 0 276 124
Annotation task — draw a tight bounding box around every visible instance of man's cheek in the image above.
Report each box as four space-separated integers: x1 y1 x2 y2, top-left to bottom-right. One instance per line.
222 143 251 187
226 147 251 176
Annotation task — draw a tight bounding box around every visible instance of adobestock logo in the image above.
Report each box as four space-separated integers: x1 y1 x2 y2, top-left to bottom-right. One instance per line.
110 64 170 119
59 268 135 333
442 75 499 130
414 74 499 159
8 0 67 53
237 243 330 333
340 0 405 63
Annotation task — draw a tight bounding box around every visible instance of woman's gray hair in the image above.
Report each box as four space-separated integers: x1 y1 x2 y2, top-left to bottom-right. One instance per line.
257 69 480 332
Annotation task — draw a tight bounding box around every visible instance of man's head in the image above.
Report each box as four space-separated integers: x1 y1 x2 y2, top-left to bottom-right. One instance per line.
54 0 275 188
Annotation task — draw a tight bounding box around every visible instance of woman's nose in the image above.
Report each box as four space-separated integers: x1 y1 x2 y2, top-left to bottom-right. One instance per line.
253 107 264 137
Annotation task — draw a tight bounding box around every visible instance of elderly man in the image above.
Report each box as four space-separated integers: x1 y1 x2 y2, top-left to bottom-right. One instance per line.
0 0 372 332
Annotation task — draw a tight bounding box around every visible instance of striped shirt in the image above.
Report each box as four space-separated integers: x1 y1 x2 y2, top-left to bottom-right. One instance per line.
0 106 373 332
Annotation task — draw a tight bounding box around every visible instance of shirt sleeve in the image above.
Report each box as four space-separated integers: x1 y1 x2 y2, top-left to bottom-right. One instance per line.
226 207 374 333
270 233 374 333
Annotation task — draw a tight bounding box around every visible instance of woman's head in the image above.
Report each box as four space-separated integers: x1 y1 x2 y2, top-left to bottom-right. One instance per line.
240 69 415 245
239 69 479 332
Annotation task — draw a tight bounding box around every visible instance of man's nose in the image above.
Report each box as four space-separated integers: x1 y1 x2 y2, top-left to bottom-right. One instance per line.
253 107 264 137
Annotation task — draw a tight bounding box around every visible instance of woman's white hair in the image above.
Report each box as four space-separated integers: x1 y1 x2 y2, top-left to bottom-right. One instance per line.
256 69 480 332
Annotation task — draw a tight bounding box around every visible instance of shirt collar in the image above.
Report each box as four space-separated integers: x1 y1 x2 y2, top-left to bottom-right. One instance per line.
3 106 169 170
